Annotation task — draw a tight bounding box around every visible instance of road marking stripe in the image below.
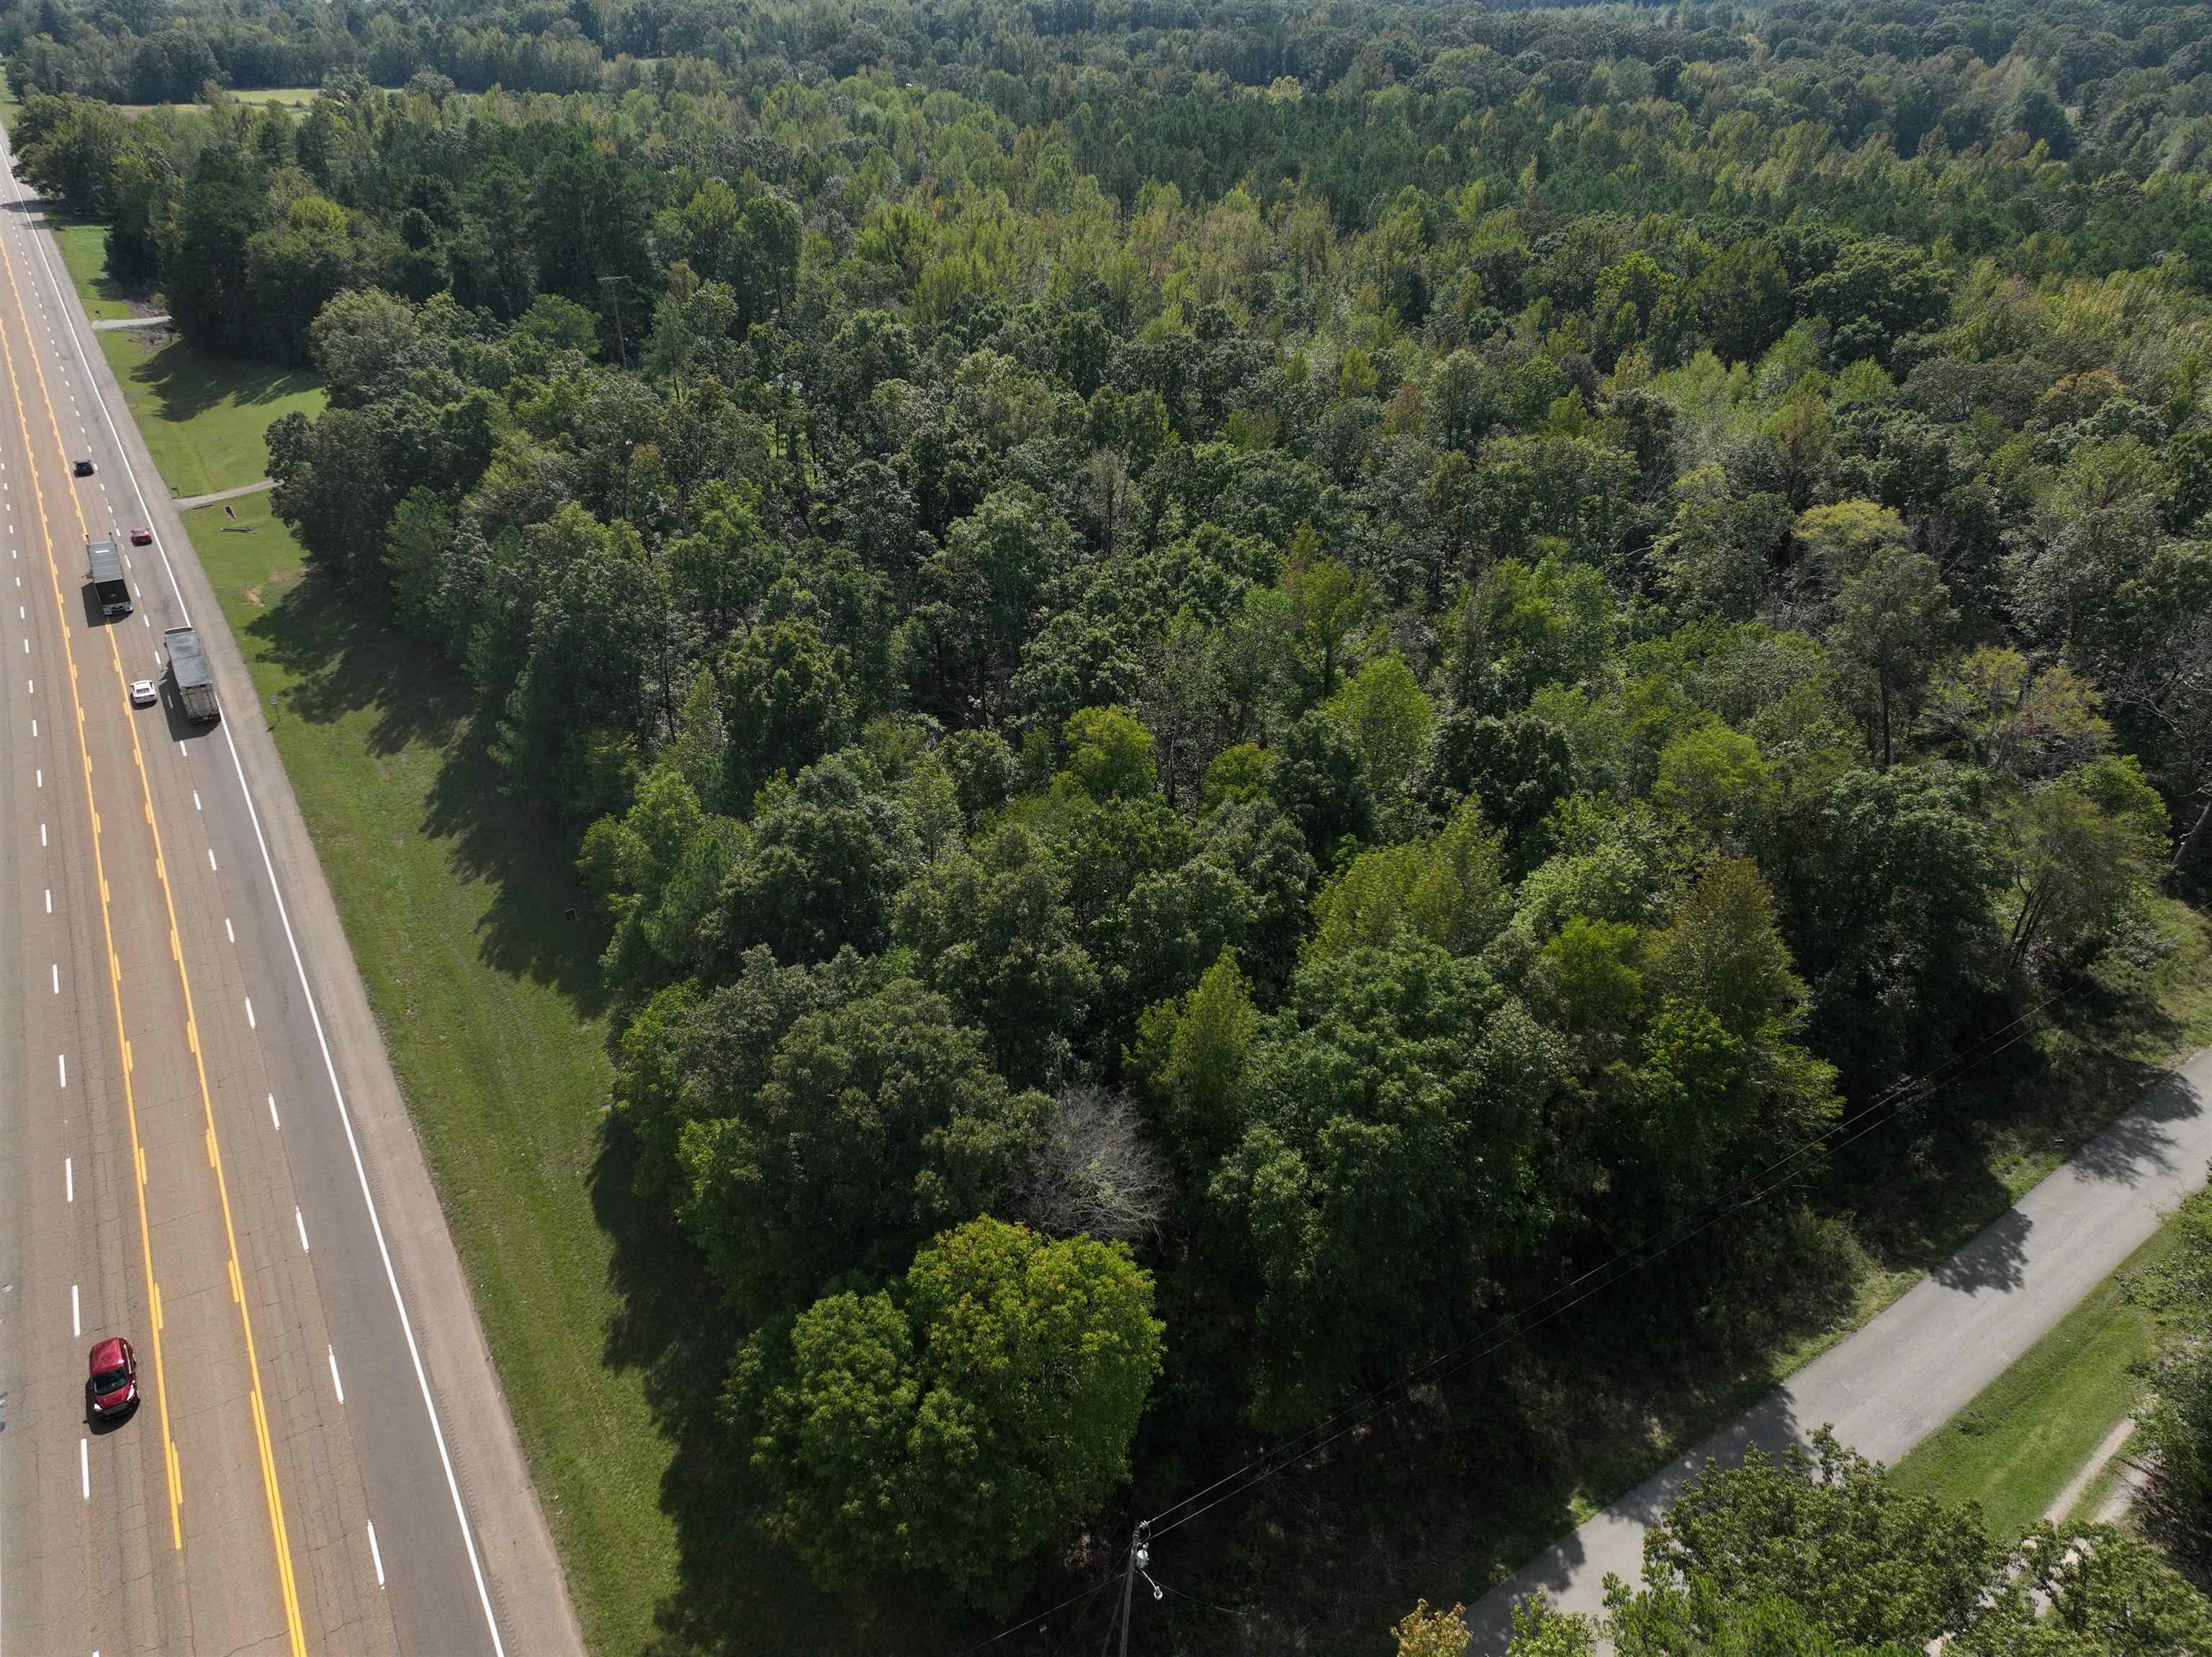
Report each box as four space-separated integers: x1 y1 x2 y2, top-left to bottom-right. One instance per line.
225 916 235 943
269 1092 279 1130
0 284 183 1550
57 1051 64 1087
71 1283 79 1335
245 997 256 1029
10 166 413 1654
64 1157 71 1201
296 1208 310 1253
329 1346 344 1402
79 1439 87 1500
367 1522 385 1587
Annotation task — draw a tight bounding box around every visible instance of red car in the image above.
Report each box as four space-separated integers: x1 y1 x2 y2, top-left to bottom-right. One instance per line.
129 526 153 546
87 1337 138 1419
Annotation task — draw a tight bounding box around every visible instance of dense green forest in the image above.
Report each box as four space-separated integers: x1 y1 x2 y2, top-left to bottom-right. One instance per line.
14 0 2212 1647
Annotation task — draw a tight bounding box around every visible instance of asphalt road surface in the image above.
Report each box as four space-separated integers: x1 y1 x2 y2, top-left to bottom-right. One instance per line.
1469 1044 2212 1651
0 142 583 1655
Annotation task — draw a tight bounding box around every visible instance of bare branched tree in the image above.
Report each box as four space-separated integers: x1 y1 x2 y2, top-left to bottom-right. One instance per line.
1010 1085 1172 1246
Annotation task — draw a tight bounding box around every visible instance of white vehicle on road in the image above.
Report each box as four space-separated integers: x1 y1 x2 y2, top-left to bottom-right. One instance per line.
128 678 157 707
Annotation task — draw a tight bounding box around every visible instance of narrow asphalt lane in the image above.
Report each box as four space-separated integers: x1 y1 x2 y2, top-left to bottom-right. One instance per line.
1470 1046 2212 1649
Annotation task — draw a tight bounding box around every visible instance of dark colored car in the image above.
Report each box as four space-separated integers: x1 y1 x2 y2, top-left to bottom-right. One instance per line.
87 1337 137 1418
130 526 153 546
72 459 94 477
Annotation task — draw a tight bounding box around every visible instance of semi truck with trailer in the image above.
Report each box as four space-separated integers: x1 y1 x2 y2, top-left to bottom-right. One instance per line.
163 626 220 722
86 539 130 617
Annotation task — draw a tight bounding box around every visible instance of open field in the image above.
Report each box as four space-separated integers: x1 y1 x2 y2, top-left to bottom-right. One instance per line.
112 84 323 116
95 325 320 496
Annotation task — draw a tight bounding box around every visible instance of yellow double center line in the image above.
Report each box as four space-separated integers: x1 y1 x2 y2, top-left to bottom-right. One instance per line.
0 217 183 1550
0 223 310 1655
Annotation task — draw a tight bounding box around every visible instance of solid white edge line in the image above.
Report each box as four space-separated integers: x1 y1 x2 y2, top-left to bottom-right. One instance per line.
2 145 508 1656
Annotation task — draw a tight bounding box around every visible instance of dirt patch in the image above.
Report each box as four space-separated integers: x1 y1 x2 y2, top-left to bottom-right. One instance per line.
243 567 300 607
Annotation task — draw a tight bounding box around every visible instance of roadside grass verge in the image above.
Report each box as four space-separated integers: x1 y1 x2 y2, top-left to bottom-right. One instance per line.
181 489 923 1655
183 490 670 1650
48 219 142 323
1887 1213 2179 1542
1202 899 2212 1650
94 328 319 497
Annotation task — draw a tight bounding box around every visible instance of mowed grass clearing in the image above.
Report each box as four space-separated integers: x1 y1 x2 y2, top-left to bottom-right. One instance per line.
96 323 320 496
112 84 325 117
180 489 680 1651
49 218 143 322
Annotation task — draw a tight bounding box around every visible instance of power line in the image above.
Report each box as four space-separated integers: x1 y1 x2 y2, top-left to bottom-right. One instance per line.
1138 981 2078 1545
952 981 2084 1654
950 1573 1115 1657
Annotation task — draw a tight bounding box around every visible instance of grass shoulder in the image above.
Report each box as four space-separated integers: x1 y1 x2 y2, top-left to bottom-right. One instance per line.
40 217 318 498
50 218 145 323
95 327 320 498
180 490 908 1654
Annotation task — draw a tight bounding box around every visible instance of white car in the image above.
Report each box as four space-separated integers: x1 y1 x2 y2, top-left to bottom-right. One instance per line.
129 679 157 707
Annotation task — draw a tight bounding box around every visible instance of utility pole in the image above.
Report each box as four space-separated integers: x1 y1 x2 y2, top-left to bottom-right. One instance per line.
598 273 629 369
1116 1520 1150 1657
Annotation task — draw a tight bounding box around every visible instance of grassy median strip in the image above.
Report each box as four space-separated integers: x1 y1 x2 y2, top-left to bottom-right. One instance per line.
1887 1213 2180 1543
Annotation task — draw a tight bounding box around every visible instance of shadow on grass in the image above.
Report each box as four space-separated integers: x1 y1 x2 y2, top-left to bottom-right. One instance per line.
45 212 145 313
590 1118 955 1657
244 563 605 1006
124 336 320 424
246 562 967 1653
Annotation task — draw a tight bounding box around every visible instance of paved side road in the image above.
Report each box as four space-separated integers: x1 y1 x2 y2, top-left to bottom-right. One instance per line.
1470 1046 2212 1651
174 479 273 510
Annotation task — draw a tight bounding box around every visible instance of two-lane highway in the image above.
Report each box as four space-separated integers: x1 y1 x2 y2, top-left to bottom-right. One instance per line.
0 130 581 1656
